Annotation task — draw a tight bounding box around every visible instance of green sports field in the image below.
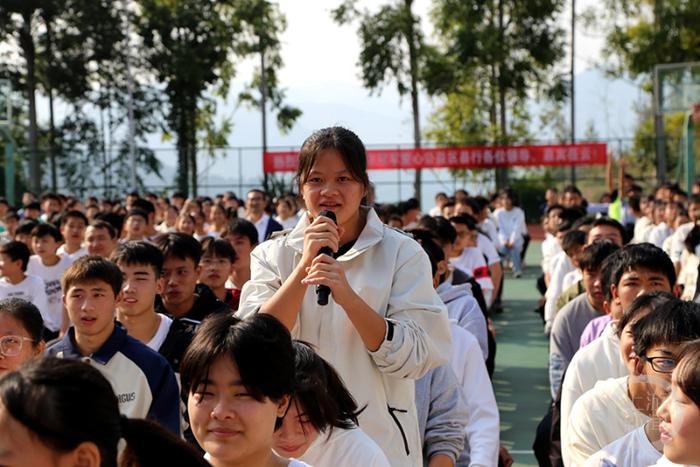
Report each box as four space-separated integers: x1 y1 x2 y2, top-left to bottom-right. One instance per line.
493 241 549 467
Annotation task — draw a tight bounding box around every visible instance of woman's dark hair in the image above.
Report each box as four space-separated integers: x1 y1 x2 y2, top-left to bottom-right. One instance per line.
410 229 445 277
0 298 44 343
295 127 370 193
180 313 295 428
616 291 676 338
674 339 700 408
291 341 363 436
0 357 207 467
685 224 700 254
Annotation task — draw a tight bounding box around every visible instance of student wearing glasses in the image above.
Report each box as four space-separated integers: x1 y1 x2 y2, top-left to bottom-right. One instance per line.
0 298 44 376
565 298 700 466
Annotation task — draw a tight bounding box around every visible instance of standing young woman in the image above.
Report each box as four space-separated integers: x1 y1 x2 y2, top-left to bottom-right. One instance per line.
181 313 309 467
238 126 451 466
0 298 44 376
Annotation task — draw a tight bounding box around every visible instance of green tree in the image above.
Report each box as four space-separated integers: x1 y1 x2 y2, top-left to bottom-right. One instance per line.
236 0 301 193
0 0 122 193
136 0 239 196
332 0 427 203
428 0 567 188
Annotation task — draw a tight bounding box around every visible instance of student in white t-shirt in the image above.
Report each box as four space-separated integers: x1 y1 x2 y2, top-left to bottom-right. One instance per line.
449 215 494 304
56 210 88 260
0 241 49 334
273 341 390 467
26 224 73 336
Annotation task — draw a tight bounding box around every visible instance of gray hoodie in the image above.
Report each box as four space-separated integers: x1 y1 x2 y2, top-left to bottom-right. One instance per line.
437 282 489 360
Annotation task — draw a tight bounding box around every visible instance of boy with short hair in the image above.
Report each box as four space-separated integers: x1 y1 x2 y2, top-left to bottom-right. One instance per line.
549 241 621 398
57 210 88 259
85 220 119 258
27 223 73 335
112 241 196 373
198 237 238 310
154 232 228 321
565 298 700 466
222 219 259 297
123 209 149 242
0 241 49 333
14 219 37 251
45 256 181 434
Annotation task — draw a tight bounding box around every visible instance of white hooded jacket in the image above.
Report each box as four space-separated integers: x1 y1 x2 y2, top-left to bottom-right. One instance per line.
238 207 451 467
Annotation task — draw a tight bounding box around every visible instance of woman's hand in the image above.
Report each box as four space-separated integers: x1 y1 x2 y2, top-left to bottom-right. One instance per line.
300 213 345 268
301 254 356 307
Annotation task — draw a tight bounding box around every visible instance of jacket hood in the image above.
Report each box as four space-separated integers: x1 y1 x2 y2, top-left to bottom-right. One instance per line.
436 281 472 303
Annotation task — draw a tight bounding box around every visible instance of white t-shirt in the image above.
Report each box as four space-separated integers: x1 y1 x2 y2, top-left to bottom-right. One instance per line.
205 453 312 467
542 233 562 274
633 216 654 244
545 251 576 326
648 222 673 249
585 425 661 467
493 207 527 246
57 245 88 260
449 247 494 303
293 426 390 467
477 233 500 266
648 456 697 467
274 215 299 230
561 321 628 450
27 255 74 332
564 376 650 467
146 314 173 352
250 214 271 243
0 274 51 329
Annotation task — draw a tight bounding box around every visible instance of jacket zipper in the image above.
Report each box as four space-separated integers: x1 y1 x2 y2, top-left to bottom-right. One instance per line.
387 405 410 456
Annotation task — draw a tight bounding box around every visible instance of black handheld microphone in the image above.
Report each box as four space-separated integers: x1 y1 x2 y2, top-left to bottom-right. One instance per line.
316 210 337 306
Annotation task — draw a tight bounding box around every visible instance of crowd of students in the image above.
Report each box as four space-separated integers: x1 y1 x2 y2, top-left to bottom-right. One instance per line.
0 126 700 467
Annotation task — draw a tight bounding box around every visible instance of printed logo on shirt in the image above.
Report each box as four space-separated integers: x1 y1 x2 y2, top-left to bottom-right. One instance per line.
117 392 137 404
45 279 62 303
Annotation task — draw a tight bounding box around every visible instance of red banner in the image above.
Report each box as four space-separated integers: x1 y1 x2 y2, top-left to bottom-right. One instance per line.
263 142 607 173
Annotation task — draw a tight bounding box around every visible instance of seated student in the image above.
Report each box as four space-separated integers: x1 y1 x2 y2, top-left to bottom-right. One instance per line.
198 237 238 310
222 219 259 301
413 229 500 465
273 341 390 467
122 208 150 242
45 256 181 435
565 298 700 466
541 204 565 286
415 364 468 467
0 298 44 376
449 215 495 305
545 229 587 332
112 241 196 373
153 233 229 321
0 357 208 467
181 312 310 467
559 247 678 453
57 210 88 259
27 223 73 338
587 218 626 246
493 189 527 277
13 219 37 252
0 241 49 327
549 241 621 397
654 340 700 466
85 220 120 258
413 228 488 360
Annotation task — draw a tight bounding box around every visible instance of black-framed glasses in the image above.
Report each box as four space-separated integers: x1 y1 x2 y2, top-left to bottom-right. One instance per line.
640 354 677 373
0 335 35 357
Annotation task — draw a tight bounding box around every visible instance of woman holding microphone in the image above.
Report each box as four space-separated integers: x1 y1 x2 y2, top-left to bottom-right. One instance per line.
238 127 450 466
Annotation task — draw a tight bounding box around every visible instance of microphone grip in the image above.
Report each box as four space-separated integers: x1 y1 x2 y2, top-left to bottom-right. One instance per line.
315 210 337 306
316 246 333 306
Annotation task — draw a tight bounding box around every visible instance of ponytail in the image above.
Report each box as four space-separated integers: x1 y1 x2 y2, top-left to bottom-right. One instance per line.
119 417 208 467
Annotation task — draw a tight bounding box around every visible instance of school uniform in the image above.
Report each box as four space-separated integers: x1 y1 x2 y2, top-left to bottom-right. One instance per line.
585 424 662 467
564 376 650 467
46 323 181 435
560 321 628 459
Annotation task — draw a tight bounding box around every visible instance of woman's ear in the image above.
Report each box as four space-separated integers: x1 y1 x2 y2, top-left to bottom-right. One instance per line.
69 441 100 467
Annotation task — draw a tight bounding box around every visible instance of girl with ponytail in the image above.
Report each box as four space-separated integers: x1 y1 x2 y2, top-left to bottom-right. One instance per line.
0 357 207 467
